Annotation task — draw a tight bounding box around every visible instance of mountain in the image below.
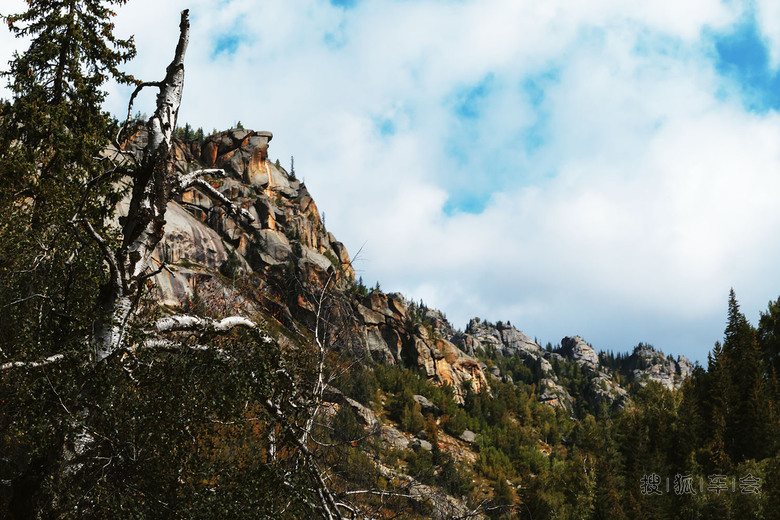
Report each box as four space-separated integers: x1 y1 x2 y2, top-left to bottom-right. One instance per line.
126 125 692 412
3 6 774 515
124 125 692 413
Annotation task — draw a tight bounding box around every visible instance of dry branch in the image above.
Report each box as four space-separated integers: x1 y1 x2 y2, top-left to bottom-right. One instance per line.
1 354 65 371
153 315 257 334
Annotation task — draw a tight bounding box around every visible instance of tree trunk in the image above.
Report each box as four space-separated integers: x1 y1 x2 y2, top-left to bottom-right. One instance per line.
92 10 190 362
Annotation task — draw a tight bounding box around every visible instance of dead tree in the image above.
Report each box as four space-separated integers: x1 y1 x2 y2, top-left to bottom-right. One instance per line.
85 9 255 363
86 11 371 519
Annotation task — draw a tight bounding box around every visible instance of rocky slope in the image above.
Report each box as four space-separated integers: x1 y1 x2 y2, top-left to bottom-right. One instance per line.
123 125 693 409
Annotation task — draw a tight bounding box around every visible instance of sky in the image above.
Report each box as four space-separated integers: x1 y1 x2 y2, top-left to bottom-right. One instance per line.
3 0 780 364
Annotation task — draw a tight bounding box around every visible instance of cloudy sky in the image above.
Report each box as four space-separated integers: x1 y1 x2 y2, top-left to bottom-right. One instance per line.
3 0 780 364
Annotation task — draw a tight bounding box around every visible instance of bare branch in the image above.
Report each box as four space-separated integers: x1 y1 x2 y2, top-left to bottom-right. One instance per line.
152 315 258 334
188 178 255 222
301 271 335 446
341 489 421 500
1 354 65 371
264 398 346 520
178 168 225 189
117 81 162 144
72 218 123 291
137 256 173 281
71 166 126 222
1 293 53 308
139 338 230 358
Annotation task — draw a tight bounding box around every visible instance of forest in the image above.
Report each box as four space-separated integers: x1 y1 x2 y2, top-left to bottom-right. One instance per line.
1 2 779 519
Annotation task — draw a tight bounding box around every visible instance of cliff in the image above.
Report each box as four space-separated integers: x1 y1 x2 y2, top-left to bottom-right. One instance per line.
123 125 692 409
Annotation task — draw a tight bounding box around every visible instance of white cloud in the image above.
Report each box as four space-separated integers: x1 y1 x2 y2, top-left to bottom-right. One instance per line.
755 0 780 69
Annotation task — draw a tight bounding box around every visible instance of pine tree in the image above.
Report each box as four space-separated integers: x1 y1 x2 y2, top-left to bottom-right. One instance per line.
758 296 780 393
706 340 732 470
0 2 135 515
720 290 769 462
0 0 137 353
2 0 136 222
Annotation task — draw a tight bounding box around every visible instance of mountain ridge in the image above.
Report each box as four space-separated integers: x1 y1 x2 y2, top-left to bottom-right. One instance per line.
125 124 694 411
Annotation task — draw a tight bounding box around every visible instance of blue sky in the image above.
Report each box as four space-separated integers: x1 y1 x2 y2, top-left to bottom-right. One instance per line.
3 0 780 365
714 13 780 112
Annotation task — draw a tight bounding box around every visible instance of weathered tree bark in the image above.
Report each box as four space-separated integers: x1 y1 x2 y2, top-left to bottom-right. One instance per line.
90 10 253 362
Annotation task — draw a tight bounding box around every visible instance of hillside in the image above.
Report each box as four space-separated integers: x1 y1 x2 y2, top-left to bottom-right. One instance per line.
107 124 741 517
4 115 777 518
134 125 696 411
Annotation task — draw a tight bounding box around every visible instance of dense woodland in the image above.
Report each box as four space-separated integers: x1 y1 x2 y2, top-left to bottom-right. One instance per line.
1 2 779 519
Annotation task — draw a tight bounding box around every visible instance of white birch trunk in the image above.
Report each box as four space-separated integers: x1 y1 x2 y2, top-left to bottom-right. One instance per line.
92 11 190 362
91 10 256 363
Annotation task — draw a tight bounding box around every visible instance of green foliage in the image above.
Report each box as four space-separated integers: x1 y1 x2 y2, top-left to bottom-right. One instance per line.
352 276 370 297
0 5 136 514
439 455 474 497
336 364 378 406
331 405 365 444
220 248 243 280
175 122 204 145
400 402 426 433
405 448 435 484
2 4 779 518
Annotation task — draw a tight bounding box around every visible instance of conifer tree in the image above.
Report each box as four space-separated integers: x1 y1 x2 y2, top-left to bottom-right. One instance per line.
0 2 135 515
758 296 780 395
706 340 732 469
1 0 136 222
0 0 137 358
720 290 769 462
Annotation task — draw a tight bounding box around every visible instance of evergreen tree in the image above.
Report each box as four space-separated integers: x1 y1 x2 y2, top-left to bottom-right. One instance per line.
706 340 733 470
0 0 136 357
758 296 780 403
0 1 135 515
721 290 769 462
1 0 136 222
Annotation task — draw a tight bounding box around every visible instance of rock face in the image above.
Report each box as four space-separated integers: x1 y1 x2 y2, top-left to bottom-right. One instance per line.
589 371 629 409
459 318 542 359
560 336 600 373
628 344 693 390
350 292 490 401
134 128 489 402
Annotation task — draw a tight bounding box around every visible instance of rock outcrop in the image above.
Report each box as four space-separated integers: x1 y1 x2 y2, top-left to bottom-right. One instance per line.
351 292 490 401
128 127 489 402
628 343 694 390
458 318 542 359
560 336 600 373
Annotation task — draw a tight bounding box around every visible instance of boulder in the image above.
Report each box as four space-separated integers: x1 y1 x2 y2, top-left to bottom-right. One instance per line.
412 437 433 452
459 430 476 443
412 395 439 416
381 425 409 450
255 229 292 265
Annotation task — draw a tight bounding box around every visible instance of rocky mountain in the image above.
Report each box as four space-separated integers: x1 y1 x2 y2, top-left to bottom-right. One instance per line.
627 343 694 390
122 125 693 411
